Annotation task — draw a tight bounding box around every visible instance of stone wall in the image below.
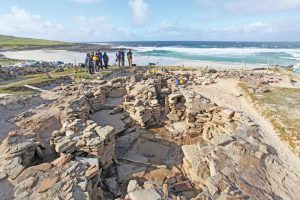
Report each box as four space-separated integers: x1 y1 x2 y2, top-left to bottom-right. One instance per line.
52 117 115 169
123 79 161 128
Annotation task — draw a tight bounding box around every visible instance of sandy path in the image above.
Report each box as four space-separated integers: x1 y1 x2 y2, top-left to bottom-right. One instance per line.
189 78 300 199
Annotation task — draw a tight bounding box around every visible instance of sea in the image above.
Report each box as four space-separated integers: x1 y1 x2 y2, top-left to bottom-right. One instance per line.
96 41 300 67
2 41 300 68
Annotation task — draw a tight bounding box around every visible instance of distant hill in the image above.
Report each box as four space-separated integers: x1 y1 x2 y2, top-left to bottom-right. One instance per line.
0 35 74 50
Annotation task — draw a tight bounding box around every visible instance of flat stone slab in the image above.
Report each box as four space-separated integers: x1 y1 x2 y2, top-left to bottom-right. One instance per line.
211 135 235 146
129 189 162 200
95 125 115 140
181 145 200 169
90 110 125 132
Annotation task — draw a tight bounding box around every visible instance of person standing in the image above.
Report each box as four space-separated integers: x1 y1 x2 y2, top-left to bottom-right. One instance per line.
92 52 99 72
127 49 133 67
116 50 121 67
120 49 125 67
85 53 93 74
97 51 103 70
103 52 109 69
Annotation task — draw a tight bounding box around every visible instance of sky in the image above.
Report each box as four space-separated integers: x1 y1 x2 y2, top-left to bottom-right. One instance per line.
0 0 300 42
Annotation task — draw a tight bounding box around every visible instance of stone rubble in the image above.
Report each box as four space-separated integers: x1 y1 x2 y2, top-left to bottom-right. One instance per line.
51 119 116 168
0 68 299 200
14 155 103 200
123 78 162 128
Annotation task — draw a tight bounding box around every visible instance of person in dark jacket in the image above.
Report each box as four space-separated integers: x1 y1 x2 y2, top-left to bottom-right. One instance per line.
85 53 93 74
116 50 121 67
97 51 103 70
120 49 125 67
103 52 109 69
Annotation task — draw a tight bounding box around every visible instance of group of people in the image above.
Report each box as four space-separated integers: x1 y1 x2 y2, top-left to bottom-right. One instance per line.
116 49 133 67
85 51 109 74
84 49 133 74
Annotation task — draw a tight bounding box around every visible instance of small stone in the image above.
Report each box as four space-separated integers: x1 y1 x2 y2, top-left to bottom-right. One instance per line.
85 165 98 180
52 154 72 167
219 109 235 119
37 175 59 193
76 139 86 148
211 135 235 146
31 163 53 172
0 172 7 181
127 180 139 194
104 177 121 197
95 125 115 140
129 189 162 200
143 180 163 190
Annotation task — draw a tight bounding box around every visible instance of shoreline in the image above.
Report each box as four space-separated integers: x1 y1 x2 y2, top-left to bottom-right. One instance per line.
1 49 269 69
0 43 114 52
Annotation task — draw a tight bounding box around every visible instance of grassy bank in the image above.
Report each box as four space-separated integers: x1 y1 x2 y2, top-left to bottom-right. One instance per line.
239 83 300 154
0 67 115 95
0 56 27 66
0 35 74 50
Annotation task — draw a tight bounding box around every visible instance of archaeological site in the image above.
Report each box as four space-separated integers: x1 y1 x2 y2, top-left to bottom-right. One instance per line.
0 66 300 200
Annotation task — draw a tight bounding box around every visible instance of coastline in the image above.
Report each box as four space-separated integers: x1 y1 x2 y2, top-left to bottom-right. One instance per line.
1 49 268 69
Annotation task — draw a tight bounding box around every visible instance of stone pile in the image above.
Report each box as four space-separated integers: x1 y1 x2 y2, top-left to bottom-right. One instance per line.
0 60 67 80
85 90 106 112
0 132 44 180
181 124 276 199
13 154 103 200
123 79 161 128
191 73 217 86
51 119 115 168
165 89 249 138
61 95 90 123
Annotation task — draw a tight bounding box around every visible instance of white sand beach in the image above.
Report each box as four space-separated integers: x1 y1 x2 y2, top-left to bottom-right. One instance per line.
2 49 266 69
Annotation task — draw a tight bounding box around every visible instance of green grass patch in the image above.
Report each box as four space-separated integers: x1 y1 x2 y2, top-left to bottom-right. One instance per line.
239 82 300 152
0 35 74 50
0 73 56 95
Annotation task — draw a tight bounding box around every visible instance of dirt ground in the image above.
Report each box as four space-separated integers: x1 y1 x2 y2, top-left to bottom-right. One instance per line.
188 77 300 199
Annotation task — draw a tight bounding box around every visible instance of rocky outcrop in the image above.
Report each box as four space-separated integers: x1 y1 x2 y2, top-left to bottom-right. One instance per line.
123 79 161 128
13 155 103 200
0 132 44 180
51 119 115 168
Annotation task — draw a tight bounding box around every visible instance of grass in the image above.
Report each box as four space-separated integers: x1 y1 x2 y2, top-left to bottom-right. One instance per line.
0 73 57 95
0 66 116 95
0 57 27 66
0 35 74 50
238 82 300 153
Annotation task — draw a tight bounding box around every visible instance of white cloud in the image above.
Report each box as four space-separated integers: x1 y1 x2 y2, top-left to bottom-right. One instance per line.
147 19 300 41
0 6 134 42
128 0 149 25
0 6 63 39
226 0 300 14
72 15 134 41
196 0 300 15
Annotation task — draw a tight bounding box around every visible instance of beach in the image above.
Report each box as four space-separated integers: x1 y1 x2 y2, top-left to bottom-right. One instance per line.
1 49 268 69
2 41 300 69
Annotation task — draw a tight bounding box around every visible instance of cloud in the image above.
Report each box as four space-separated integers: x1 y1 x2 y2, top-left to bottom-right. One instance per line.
147 19 200 40
72 15 134 41
196 0 300 15
0 6 134 42
226 0 300 14
147 19 300 41
128 0 149 25
0 6 63 39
